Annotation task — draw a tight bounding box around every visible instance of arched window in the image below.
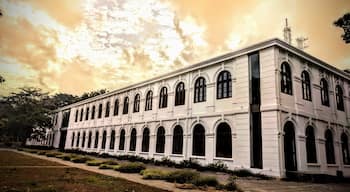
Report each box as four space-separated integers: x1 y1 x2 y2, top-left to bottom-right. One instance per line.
82 131 86 148
91 105 96 119
94 131 99 148
320 78 329 106
85 107 89 120
119 129 125 150
80 108 84 121
301 71 311 101
129 128 137 151
159 87 168 108
75 110 78 122
325 129 335 164
341 133 350 165
123 97 129 114
172 125 183 154
98 103 103 118
145 91 153 111
193 124 205 156
217 71 232 99
175 82 185 106
88 131 92 148
134 94 140 112
71 132 75 147
194 77 206 103
156 127 165 153
281 62 293 95
101 130 107 149
305 126 317 163
336 85 344 111
142 128 150 152
114 99 119 116
216 123 232 158
110 130 115 150
105 101 110 117
76 132 80 147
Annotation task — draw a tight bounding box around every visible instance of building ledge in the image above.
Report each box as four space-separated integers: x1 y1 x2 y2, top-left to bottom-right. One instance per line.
307 163 321 167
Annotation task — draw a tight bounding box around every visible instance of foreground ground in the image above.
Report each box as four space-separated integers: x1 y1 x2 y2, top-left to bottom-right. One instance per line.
0 151 168 192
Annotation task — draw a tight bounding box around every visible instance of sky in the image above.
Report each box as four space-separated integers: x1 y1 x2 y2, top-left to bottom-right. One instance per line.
0 0 349 96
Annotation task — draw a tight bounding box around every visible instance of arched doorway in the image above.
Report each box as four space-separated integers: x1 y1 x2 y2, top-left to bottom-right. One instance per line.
284 122 297 172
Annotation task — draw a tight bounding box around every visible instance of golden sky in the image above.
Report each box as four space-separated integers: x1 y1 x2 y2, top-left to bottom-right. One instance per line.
0 0 349 96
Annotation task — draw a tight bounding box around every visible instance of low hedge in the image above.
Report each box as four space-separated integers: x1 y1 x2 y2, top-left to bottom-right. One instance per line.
114 162 146 173
56 154 75 161
102 160 119 165
140 169 169 180
192 176 218 187
165 170 200 184
86 160 104 166
45 152 61 157
99 164 118 170
37 151 47 155
70 156 92 163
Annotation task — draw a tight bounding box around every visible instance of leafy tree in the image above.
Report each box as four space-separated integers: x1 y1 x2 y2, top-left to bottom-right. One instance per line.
1 87 52 144
78 89 108 101
0 75 5 84
334 12 350 43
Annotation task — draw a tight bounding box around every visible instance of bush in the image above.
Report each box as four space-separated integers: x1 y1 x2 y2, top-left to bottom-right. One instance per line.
86 160 104 166
28 150 38 154
165 170 199 184
206 161 228 172
71 156 92 163
231 169 254 177
114 162 146 173
99 164 118 169
140 169 169 180
36 151 46 155
223 176 240 191
178 159 203 170
192 176 218 187
102 160 119 165
56 154 75 161
17 148 24 151
45 152 61 157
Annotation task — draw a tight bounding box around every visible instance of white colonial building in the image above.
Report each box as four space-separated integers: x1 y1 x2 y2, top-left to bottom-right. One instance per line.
46 38 350 178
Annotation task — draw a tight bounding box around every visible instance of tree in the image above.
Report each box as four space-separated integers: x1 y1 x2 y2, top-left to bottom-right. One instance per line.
2 87 52 144
78 89 108 101
0 75 5 84
334 13 350 43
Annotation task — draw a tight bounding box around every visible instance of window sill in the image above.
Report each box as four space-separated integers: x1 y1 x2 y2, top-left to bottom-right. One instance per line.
190 156 206 160
139 152 149 155
327 164 339 167
344 165 350 168
307 163 321 167
153 153 165 157
214 157 234 162
128 151 136 154
170 154 184 158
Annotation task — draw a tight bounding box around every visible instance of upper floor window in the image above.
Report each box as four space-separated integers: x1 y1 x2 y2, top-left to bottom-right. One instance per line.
98 103 103 118
80 108 84 121
159 87 168 108
75 110 78 122
85 107 89 120
91 105 95 119
194 77 206 103
123 97 129 114
134 94 140 112
281 62 292 95
114 99 119 116
217 71 232 99
145 91 153 111
336 85 344 111
320 78 329 106
105 101 110 117
301 71 312 101
175 82 185 106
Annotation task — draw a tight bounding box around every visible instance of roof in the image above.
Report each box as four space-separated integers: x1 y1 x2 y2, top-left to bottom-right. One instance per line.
55 38 350 111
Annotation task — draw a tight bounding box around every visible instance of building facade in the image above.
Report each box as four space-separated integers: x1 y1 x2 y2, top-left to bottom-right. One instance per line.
47 38 350 178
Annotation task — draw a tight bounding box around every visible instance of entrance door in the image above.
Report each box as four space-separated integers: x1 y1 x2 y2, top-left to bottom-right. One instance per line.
284 122 297 172
59 130 67 150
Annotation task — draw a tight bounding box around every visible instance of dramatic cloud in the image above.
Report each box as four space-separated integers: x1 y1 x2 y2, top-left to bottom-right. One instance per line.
0 0 349 96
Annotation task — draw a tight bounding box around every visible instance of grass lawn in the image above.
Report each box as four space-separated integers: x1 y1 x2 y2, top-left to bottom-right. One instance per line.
0 151 168 192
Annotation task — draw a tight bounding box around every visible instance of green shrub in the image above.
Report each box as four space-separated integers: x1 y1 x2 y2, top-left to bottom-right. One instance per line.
165 170 199 184
223 176 240 191
37 151 46 155
86 160 104 166
192 176 218 187
231 169 254 177
29 150 38 154
45 152 61 157
206 161 228 172
102 160 119 165
99 164 118 169
17 148 24 151
140 169 169 180
70 156 92 163
56 154 74 161
114 162 146 173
